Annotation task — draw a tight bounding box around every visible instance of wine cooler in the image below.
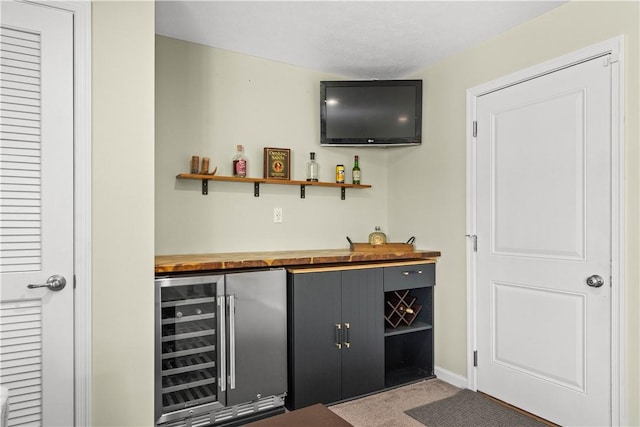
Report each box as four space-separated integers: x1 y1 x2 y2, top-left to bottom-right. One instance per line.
155 269 287 426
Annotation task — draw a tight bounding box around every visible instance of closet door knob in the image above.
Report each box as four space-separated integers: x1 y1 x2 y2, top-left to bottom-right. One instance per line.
27 274 66 291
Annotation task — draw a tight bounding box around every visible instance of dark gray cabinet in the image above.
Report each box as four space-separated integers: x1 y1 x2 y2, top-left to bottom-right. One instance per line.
287 267 384 410
286 261 435 410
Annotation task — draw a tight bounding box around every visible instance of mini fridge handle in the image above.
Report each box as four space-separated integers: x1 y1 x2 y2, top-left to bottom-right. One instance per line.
218 295 226 392
229 295 236 389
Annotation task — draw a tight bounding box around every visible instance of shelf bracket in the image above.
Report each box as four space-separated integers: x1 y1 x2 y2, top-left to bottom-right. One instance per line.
300 185 306 199
201 179 209 195
254 182 260 197
341 187 346 200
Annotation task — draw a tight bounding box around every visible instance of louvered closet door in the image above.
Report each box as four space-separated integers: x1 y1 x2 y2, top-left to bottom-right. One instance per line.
0 2 74 426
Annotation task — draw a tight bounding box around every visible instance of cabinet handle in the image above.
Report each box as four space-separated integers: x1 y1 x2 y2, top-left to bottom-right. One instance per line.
335 323 342 349
344 322 350 349
402 270 423 276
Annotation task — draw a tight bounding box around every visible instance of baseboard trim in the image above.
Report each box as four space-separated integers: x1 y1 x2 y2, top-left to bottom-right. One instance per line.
434 366 467 389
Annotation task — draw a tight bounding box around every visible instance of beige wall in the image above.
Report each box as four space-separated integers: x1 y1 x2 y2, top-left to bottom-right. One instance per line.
91 1 155 425
155 36 391 255
389 0 639 424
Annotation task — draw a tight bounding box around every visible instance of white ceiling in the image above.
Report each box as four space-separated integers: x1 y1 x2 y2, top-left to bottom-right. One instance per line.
156 1 566 79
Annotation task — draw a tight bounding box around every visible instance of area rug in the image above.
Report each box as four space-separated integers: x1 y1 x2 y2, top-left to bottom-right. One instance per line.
330 379 460 427
405 389 548 427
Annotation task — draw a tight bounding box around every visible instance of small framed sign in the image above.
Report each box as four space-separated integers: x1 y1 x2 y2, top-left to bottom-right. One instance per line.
263 147 291 180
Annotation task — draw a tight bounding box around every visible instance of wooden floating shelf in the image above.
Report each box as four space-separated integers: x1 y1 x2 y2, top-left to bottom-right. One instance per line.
176 173 372 199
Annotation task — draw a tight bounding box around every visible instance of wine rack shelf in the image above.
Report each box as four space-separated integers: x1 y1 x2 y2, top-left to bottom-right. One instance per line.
176 173 371 199
384 322 432 337
384 290 423 329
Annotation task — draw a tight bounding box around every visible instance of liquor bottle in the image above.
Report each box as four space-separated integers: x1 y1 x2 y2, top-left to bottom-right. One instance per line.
232 144 247 177
368 226 387 245
306 152 319 181
352 155 361 184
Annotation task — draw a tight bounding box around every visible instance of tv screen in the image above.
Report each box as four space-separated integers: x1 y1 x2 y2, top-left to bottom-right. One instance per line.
320 80 422 146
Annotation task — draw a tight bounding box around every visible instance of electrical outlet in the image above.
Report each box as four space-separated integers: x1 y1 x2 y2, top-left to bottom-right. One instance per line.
273 208 283 223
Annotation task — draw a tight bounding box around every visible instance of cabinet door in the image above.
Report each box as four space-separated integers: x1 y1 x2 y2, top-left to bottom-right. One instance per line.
341 269 385 399
289 271 342 409
225 269 287 406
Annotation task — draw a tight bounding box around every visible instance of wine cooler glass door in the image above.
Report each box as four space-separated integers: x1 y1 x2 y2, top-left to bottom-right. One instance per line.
155 275 225 423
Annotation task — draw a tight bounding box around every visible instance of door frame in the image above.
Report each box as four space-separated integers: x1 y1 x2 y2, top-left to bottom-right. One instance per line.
24 1 93 424
69 2 91 424
465 36 625 425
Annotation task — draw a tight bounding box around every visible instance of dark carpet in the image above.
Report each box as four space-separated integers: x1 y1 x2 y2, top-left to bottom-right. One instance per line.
405 389 548 427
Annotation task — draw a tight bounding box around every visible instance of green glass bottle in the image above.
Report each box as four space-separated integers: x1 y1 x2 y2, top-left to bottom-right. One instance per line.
352 155 361 184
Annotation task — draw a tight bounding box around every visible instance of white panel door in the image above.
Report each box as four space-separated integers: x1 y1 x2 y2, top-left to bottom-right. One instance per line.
476 56 611 426
0 2 74 426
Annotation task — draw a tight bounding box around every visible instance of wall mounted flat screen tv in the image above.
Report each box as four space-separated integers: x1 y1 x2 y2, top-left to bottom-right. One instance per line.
320 79 422 146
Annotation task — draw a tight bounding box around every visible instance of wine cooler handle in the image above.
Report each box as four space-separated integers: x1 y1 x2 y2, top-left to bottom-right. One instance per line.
218 295 226 392
335 323 342 349
344 322 351 349
229 295 236 390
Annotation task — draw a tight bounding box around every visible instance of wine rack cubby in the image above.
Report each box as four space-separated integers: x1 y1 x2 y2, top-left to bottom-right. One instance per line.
384 290 423 329
382 262 435 387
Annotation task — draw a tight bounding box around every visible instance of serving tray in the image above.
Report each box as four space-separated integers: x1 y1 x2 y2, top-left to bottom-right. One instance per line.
349 242 414 253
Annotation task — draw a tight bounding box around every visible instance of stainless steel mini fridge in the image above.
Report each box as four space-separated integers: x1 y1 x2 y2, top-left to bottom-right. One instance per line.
154 269 287 426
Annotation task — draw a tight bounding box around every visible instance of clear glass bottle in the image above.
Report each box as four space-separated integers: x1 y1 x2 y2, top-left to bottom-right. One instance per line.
232 144 247 177
368 226 387 245
352 155 361 184
306 152 319 182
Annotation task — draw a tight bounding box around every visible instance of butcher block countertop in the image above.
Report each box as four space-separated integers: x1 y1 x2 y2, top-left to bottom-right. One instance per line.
155 249 441 274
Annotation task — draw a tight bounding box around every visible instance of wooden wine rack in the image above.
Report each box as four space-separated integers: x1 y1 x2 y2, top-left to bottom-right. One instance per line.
384 290 422 329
